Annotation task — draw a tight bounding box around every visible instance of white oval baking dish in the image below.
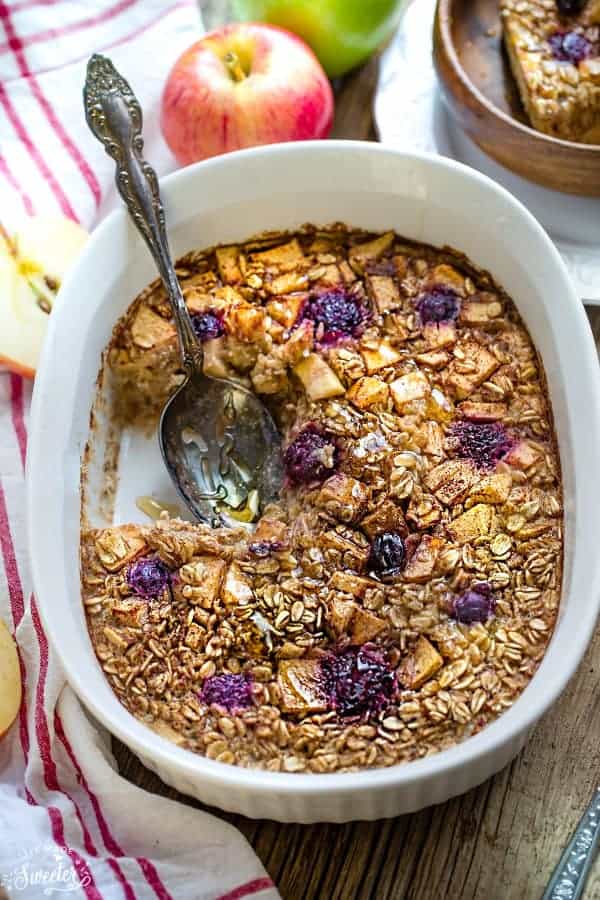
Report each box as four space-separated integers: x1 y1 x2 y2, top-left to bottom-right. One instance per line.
28 142 600 823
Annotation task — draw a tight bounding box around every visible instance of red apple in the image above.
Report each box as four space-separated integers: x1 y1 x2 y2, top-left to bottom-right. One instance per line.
161 23 334 165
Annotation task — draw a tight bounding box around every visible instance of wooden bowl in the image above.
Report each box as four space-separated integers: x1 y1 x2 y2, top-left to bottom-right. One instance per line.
433 0 600 196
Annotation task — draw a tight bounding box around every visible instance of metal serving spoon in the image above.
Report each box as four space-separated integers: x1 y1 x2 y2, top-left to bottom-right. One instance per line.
83 54 283 527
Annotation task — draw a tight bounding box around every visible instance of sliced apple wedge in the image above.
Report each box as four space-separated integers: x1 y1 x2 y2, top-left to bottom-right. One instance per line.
0 618 21 739
0 215 88 377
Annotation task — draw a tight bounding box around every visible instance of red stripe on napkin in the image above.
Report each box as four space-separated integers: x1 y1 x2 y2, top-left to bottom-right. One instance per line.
55 717 138 900
8 0 63 11
30 599 104 899
0 0 139 55
8 378 166 900
2 0 191 84
0 152 34 214
0 482 25 623
0 483 101 899
55 713 173 900
0 0 102 209
2 388 131 900
218 877 275 900
9 374 27 469
0 81 77 219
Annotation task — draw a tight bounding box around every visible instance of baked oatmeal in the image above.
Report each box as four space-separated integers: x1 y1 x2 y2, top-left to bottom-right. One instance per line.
501 0 600 143
81 225 563 773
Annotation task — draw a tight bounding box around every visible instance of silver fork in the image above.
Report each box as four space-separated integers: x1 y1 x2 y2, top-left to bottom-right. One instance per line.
542 786 600 900
83 54 283 527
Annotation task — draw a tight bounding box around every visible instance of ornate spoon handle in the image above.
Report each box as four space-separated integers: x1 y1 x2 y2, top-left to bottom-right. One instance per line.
83 53 200 372
542 787 600 900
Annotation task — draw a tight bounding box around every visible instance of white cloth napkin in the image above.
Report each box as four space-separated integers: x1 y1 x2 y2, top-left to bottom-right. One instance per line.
0 2 279 897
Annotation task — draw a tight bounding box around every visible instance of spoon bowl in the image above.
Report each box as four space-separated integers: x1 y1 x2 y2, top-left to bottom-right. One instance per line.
159 369 283 526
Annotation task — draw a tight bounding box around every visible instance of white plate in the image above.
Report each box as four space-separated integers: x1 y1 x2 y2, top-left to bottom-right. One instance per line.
374 0 600 304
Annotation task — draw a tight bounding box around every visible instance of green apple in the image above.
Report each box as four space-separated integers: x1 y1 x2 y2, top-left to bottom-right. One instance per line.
231 0 405 78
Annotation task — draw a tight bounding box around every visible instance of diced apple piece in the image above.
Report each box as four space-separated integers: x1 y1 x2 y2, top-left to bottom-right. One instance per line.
459 297 503 325
423 321 457 349
215 245 241 284
111 598 147 627
430 264 465 294
459 401 507 422
360 499 407 539
467 472 512 505
131 306 175 349
185 290 217 315
446 341 500 399
398 636 443 689
349 232 394 267
321 530 370 571
329 571 377 598
251 239 303 267
329 597 356 633
327 597 386 643
94 525 147 572
416 349 450 370
293 353 345 400
425 460 478 507
226 304 265 342
390 372 431 412
347 376 389 410
215 285 246 305
422 421 445 457
222 561 253 605
313 264 342 287
266 294 305 327
278 660 328 714
316 473 370 523
403 535 443 583
268 271 309 295
351 606 387 643
367 274 401 313
506 441 539 470
390 371 431 410
0 618 21 739
178 557 227 607
360 341 402 373
448 504 494 543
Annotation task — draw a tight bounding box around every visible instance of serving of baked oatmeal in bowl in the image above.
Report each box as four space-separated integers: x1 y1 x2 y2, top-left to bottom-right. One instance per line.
28 143 600 821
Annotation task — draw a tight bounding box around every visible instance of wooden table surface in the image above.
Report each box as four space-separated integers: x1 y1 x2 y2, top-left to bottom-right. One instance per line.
113 6 600 897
